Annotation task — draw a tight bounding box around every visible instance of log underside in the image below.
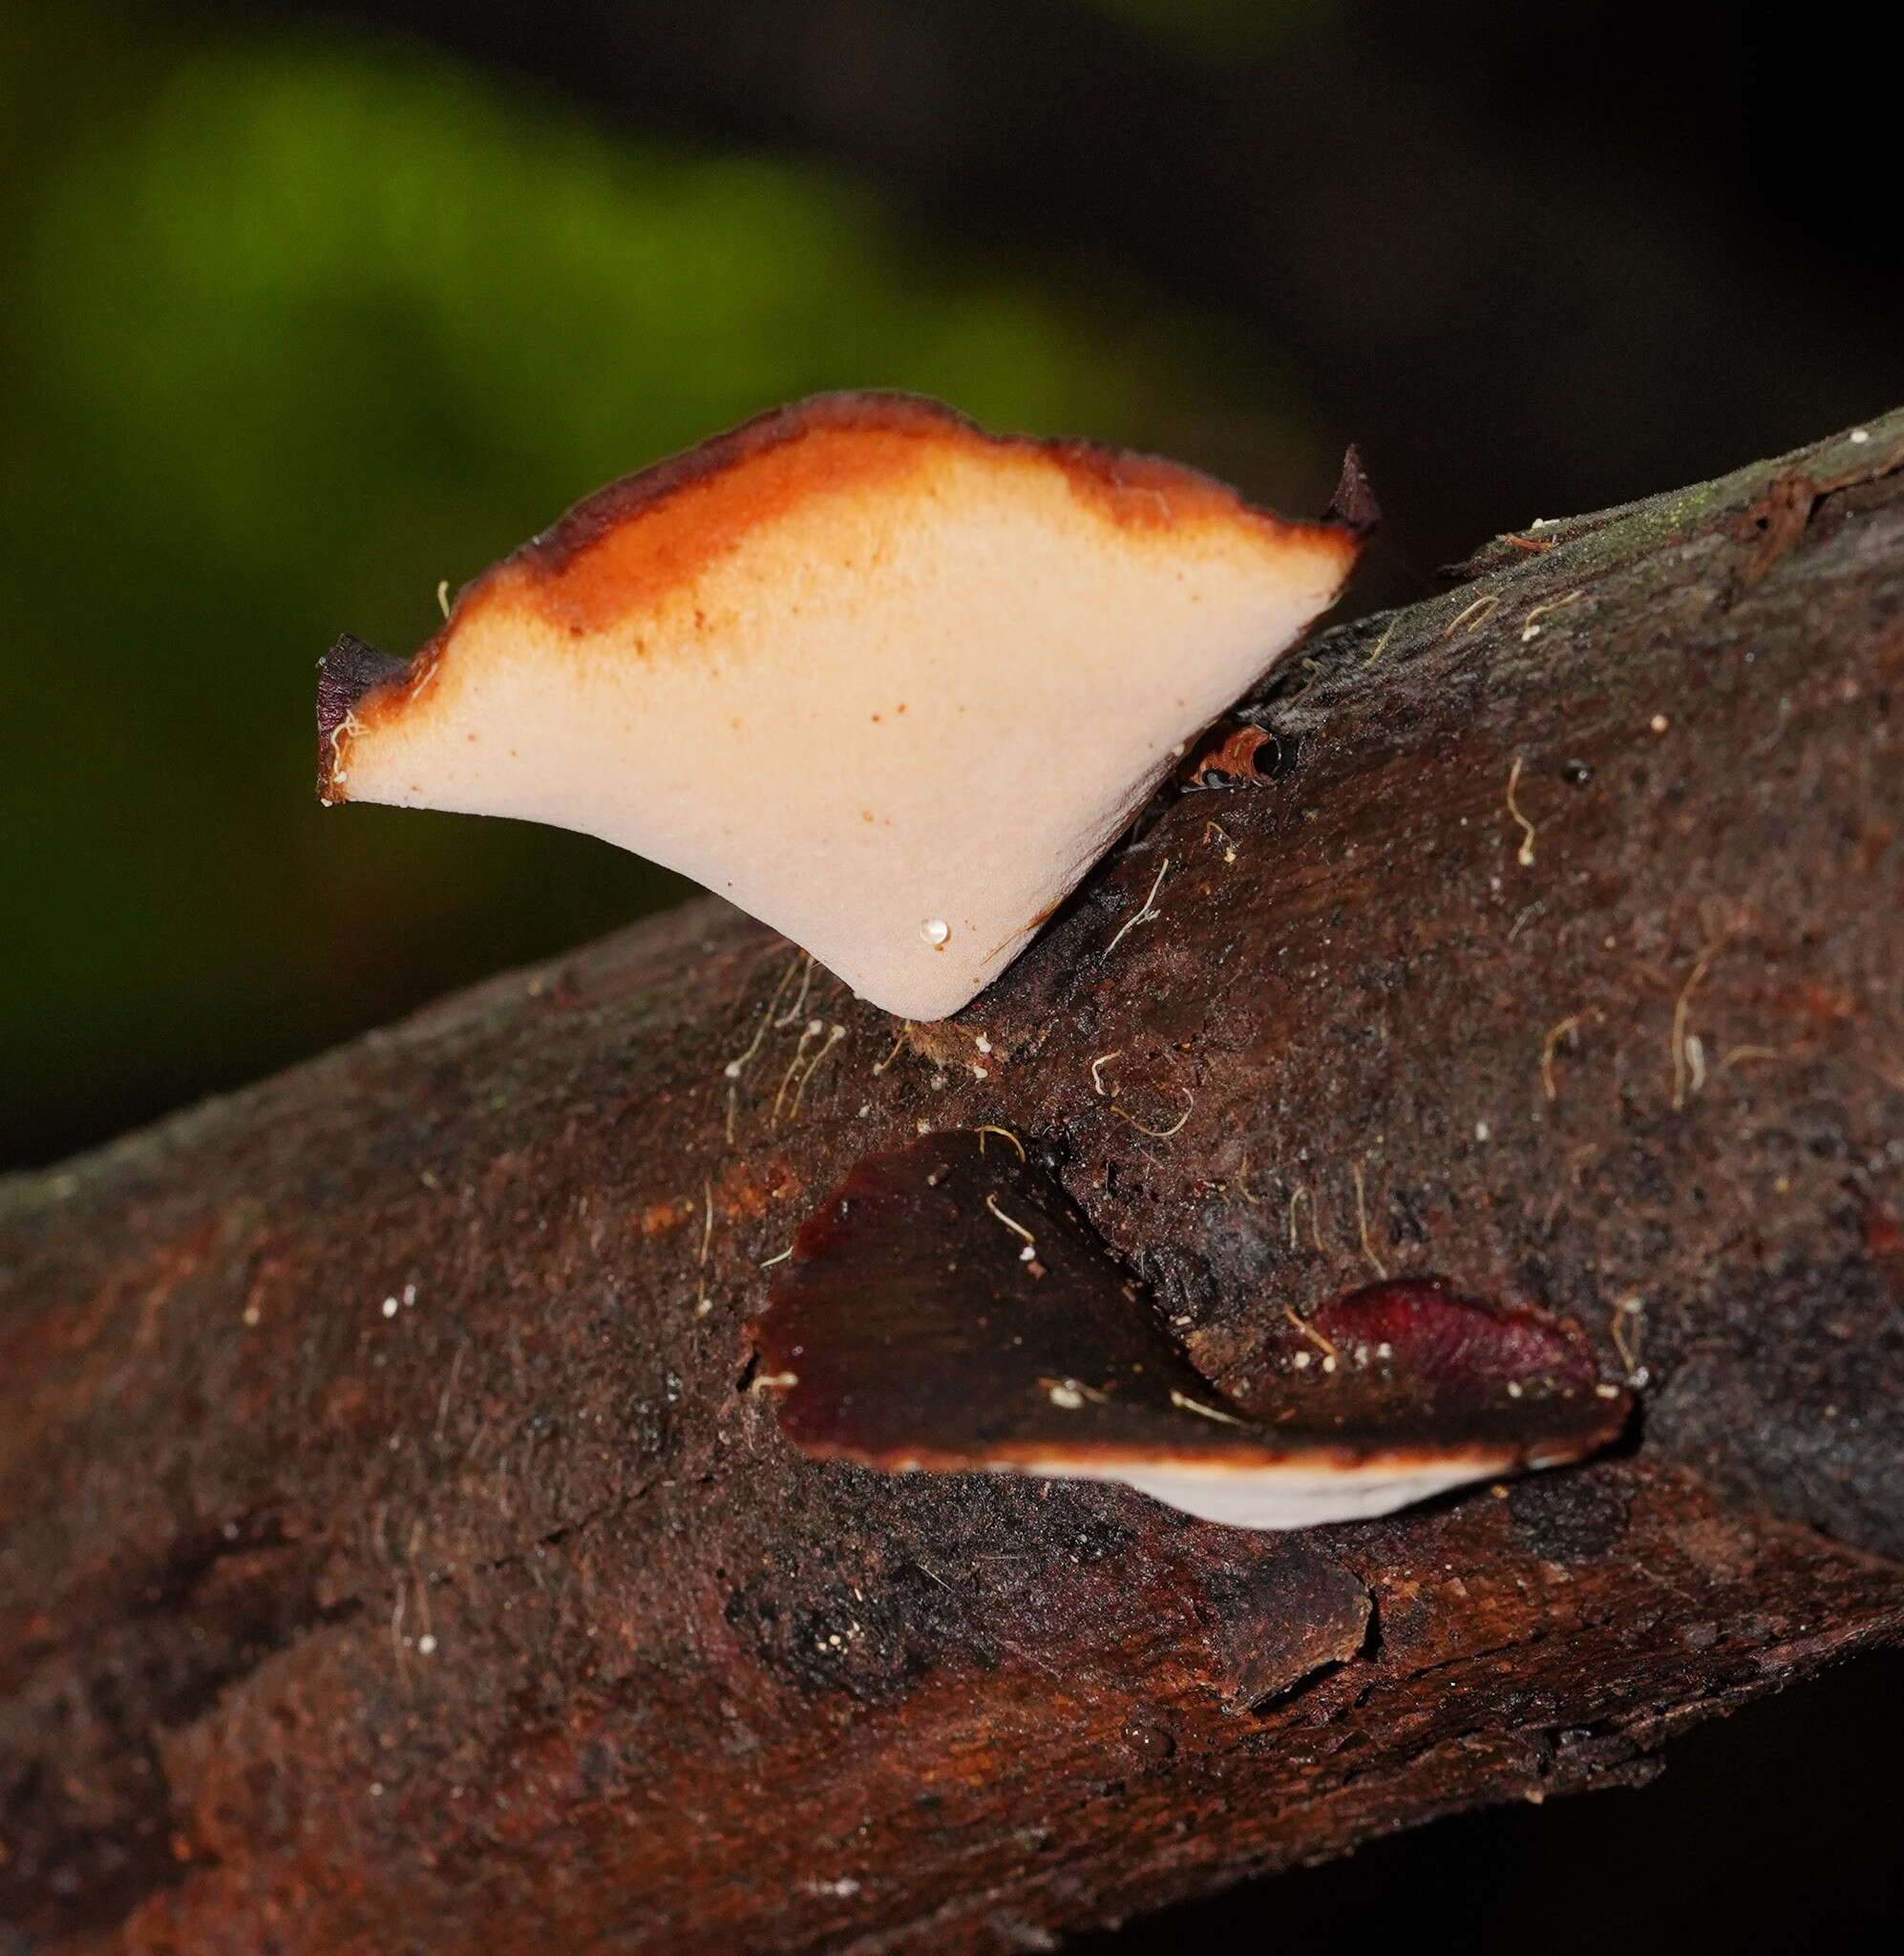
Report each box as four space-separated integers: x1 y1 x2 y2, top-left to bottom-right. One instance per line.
3 411 1902 1953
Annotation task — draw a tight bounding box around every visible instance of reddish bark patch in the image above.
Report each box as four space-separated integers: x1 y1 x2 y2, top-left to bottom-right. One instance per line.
1183 722 1274 788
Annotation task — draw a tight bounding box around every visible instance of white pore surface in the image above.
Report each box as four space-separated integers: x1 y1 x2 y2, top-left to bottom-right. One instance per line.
340 446 1350 1019
1037 1456 1502 1529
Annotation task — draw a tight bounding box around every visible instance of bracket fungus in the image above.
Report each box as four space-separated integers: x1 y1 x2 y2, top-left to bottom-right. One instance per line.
316 393 1363 1020
753 1132 1629 1530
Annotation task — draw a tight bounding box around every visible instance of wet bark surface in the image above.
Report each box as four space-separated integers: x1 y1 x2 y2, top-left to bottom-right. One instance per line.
3 412 1902 1953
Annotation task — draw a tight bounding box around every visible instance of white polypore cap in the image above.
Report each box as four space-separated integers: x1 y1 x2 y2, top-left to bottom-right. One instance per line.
1023 1456 1508 1531
321 393 1359 1020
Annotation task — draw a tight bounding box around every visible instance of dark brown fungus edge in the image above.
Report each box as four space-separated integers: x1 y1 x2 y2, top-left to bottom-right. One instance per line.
315 634 408 801
1323 442 1382 535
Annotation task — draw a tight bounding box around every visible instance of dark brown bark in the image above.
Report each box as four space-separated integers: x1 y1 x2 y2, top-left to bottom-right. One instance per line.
5 411 1903 1954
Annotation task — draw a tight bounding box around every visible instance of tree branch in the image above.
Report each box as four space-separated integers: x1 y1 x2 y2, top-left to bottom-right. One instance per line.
5 411 1903 1952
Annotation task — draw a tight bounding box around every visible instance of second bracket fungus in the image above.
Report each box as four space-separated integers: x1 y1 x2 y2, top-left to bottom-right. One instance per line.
317 393 1363 1021
753 1133 1629 1530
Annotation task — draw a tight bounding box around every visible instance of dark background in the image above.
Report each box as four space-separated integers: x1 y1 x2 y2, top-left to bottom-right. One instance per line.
4 2 1898 1947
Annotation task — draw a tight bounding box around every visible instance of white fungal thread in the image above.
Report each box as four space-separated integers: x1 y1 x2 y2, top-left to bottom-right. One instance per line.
1506 755 1537 867
693 1180 714 1317
772 954 814 1029
1285 1307 1340 1363
1723 1044 1783 1070
323 709 362 795
723 953 802 1139
1110 1092 1193 1140
1610 1293 1648 1385
434 1344 465 1442
1090 1052 1123 1096
1520 589 1584 642
1439 593 1498 642
1363 615 1401 667
1671 930 1733 1112
1169 1390 1250 1427
1352 1161 1387 1280
1540 1014 1582 1100
1104 858 1170 957
985 1193 1041 1265
771 1022 820 1125
787 1024 846 1121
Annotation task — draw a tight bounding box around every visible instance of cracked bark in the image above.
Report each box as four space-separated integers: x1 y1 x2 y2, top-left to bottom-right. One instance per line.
4 411 1903 1953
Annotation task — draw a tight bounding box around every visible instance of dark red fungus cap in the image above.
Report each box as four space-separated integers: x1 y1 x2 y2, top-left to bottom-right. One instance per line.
751 1131 1627 1529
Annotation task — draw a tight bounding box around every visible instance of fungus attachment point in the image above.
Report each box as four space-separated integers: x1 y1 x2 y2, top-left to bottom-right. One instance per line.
752 1133 1629 1530
317 393 1362 1019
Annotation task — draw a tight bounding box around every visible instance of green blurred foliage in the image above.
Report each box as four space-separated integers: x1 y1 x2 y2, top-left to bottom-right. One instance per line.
1 3 1316 1164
